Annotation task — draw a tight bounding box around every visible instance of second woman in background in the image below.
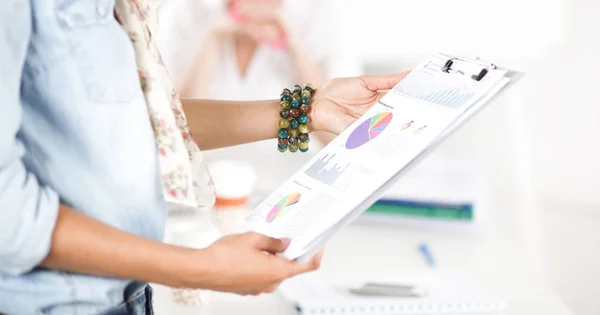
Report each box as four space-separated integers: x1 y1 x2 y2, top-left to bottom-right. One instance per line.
156 0 359 194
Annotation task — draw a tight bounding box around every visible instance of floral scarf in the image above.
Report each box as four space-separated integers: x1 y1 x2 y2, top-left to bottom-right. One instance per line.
114 0 216 307
114 0 215 210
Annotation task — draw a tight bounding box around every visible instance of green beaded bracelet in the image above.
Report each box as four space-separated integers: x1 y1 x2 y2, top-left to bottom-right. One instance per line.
298 140 309 152
298 113 309 124
280 108 290 119
298 133 309 142
298 124 309 134
278 83 315 153
289 108 300 119
300 106 310 117
291 99 300 109
279 118 290 129
289 118 299 129
278 128 289 138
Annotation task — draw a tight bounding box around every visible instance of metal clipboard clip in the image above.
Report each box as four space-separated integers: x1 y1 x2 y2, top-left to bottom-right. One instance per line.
441 56 498 81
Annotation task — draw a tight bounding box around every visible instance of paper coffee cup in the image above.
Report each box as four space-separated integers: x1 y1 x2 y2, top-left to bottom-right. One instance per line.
207 159 256 208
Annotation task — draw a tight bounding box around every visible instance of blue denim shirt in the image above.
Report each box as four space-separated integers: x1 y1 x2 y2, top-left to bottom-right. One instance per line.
0 0 167 314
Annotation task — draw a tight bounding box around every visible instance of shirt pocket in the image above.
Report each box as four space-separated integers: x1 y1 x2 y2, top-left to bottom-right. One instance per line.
56 0 141 104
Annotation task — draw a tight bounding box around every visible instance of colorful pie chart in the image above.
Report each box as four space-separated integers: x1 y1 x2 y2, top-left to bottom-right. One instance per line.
266 192 301 223
345 112 393 149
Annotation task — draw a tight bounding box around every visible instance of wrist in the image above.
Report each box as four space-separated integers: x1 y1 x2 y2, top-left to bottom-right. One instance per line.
308 88 323 132
165 246 211 288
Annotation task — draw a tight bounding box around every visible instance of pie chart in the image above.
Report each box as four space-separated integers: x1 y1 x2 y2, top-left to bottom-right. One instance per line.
345 112 393 149
266 192 301 223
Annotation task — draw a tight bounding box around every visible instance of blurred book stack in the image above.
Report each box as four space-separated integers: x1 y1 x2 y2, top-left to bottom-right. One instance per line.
360 156 490 232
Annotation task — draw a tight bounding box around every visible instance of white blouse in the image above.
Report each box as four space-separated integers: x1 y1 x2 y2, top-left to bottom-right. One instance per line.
155 0 360 194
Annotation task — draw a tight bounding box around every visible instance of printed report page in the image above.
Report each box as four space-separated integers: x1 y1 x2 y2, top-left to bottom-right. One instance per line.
244 54 509 259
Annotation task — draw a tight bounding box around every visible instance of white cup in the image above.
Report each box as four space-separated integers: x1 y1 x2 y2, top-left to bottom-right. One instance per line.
207 159 257 234
207 159 257 207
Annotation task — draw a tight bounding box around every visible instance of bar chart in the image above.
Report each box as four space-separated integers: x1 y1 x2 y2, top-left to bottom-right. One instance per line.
393 55 481 110
304 154 350 186
421 89 475 109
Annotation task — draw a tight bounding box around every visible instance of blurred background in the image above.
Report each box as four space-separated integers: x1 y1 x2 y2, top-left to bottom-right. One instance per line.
339 1 600 314
340 1 599 314
150 0 600 314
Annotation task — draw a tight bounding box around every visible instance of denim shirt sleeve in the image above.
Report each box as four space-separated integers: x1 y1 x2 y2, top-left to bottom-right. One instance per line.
0 0 60 275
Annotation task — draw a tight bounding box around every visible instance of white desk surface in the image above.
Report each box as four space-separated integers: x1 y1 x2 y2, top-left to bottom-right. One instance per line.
153 211 572 315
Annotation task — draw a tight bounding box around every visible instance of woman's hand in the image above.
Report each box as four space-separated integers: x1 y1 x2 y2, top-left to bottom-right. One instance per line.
310 72 411 135
187 232 322 295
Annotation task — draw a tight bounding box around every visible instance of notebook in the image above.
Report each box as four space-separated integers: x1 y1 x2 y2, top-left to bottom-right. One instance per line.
279 273 506 315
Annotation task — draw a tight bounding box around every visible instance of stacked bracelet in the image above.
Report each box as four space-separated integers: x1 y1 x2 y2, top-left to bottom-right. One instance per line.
278 83 314 153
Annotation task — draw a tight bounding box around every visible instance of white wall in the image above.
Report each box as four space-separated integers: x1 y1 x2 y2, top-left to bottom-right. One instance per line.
340 0 565 59
524 0 600 208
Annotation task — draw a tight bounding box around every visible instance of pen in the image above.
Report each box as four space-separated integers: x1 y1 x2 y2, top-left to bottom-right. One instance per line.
418 242 436 267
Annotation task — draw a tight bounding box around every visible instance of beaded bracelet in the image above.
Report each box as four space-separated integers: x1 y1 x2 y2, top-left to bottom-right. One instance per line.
278 83 314 153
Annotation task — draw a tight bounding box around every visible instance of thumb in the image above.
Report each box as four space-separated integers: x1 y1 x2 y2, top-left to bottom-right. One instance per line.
248 233 291 253
359 71 411 91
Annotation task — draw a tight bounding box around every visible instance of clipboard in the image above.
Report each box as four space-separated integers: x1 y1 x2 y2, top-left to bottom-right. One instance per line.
293 54 523 263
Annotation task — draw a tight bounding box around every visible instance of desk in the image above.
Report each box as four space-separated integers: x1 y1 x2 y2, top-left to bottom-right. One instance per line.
152 211 572 315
